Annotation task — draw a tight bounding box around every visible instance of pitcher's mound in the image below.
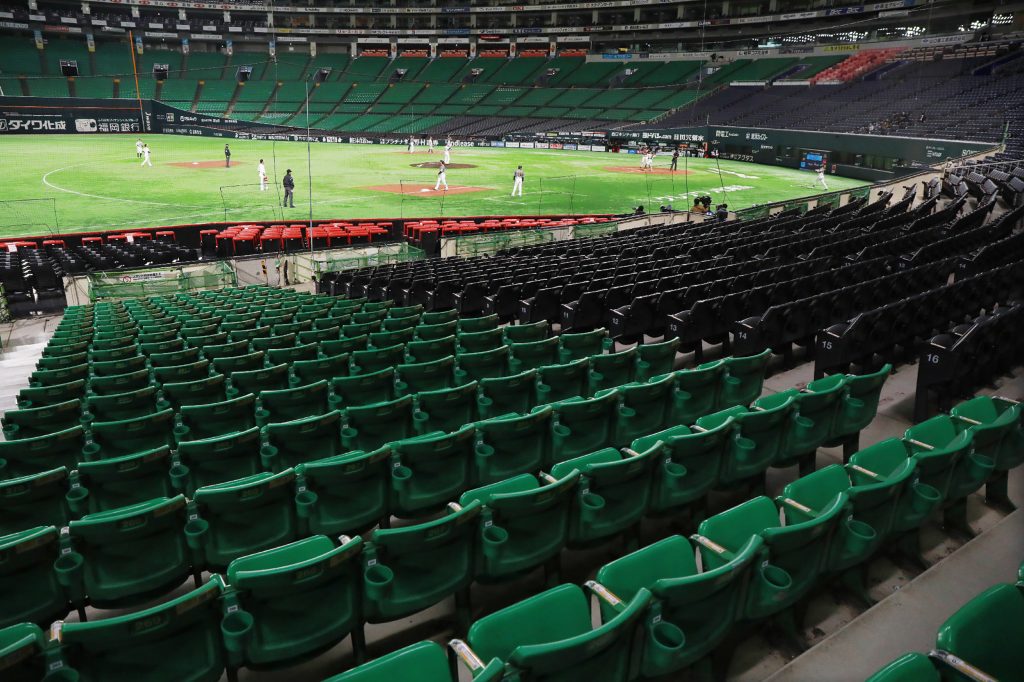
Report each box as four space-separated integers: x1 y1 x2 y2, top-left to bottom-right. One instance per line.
410 162 477 169
168 161 243 169
363 183 489 196
603 166 690 175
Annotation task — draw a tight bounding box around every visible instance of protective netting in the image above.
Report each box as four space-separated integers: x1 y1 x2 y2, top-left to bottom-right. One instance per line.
311 242 424 277
88 261 236 301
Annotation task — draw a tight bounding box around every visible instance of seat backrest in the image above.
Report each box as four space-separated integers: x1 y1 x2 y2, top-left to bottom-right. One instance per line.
0 526 66 628
178 394 256 441
56 575 226 681
296 447 390 536
936 583 1024 680
264 410 345 470
176 427 264 492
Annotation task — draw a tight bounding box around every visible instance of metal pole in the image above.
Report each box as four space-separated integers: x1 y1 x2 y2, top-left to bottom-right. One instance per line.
306 77 314 257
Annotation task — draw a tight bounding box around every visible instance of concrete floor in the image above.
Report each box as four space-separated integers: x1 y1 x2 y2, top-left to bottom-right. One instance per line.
1 303 1022 681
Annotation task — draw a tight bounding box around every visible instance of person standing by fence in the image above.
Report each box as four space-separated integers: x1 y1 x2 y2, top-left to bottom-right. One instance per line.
283 169 295 208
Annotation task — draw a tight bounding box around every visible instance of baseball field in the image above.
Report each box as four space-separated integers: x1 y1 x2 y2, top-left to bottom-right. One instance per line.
0 133 868 238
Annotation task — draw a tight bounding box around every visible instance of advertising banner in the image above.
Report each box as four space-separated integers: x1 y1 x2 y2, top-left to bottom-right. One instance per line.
0 97 143 135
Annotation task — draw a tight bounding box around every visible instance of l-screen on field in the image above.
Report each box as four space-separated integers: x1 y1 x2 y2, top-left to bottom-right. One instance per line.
1 133 867 237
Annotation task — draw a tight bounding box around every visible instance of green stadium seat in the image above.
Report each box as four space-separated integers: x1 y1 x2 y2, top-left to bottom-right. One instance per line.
457 328 505 354
227 363 290 398
360 500 482 627
631 418 734 516
223 535 366 671
0 468 71 536
52 575 226 682
464 582 650 682
343 322 381 339
0 526 67 629
87 346 139 363
82 409 176 460
589 348 637 393
59 495 198 609
380 316 419 334
478 369 538 419
261 410 345 471
71 446 176 515
342 396 424 452
405 335 457 363
719 349 772 408
455 346 509 382
267 342 319 366
288 354 349 391
139 339 186 356
699 494 843 621
635 338 680 381
325 640 503 682
504 321 549 343
295 447 389 537
849 439 940 555
558 328 608 363
395 356 456 395
17 379 86 409
388 304 424 319
173 427 263 495
38 352 89 370
418 309 455 324
328 368 396 409
667 362 724 424
508 338 560 374
322 335 370 358
782 465 881 585
351 344 406 374
474 405 556 485
83 387 159 422
255 380 329 426
212 351 266 377
865 653 942 682
252 333 297 352
0 426 85 480
87 368 151 396
549 392 619 462
160 374 227 409
902 418 970 503
831 365 891 443
31 365 89 388
184 332 230 349
192 470 300 572
1 399 82 440
414 381 479 434
936 582 1024 681
458 314 499 333
536 358 590 403
369 328 415 348
950 395 1023 509
697 400 794 490
414 320 459 341
205 340 255 360
389 426 476 517
754 381 841 476
905 416 993 534
597 532 762 677
608 374 674 447
460 471 577 583
551 444 658 547
176 394 256 442
299 327 340 344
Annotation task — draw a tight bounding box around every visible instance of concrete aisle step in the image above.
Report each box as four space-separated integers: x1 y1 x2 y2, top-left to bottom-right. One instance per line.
766 509 1024 682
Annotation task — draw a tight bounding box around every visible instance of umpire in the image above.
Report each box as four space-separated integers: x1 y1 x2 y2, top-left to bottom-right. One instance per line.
283 169 295 208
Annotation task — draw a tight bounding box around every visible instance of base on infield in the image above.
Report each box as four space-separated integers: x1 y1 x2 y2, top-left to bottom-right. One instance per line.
362 183 490 196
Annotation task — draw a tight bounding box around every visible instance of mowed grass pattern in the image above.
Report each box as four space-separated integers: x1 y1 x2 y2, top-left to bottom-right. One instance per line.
1 134 867 237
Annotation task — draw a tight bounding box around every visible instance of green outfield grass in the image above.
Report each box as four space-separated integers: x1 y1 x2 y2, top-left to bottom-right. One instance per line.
0 134 868 238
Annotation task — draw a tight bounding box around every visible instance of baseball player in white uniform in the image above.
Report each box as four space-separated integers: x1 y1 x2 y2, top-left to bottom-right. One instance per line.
135 139 143 158
817 165 829 189
435 161 448 191
258 159 268 191
140 144 152 167
443 141 452 165
511 165 524 197
427 137 435 154
408 136 416 154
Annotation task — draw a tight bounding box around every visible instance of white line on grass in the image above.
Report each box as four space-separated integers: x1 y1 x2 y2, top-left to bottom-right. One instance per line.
41 165 185 207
